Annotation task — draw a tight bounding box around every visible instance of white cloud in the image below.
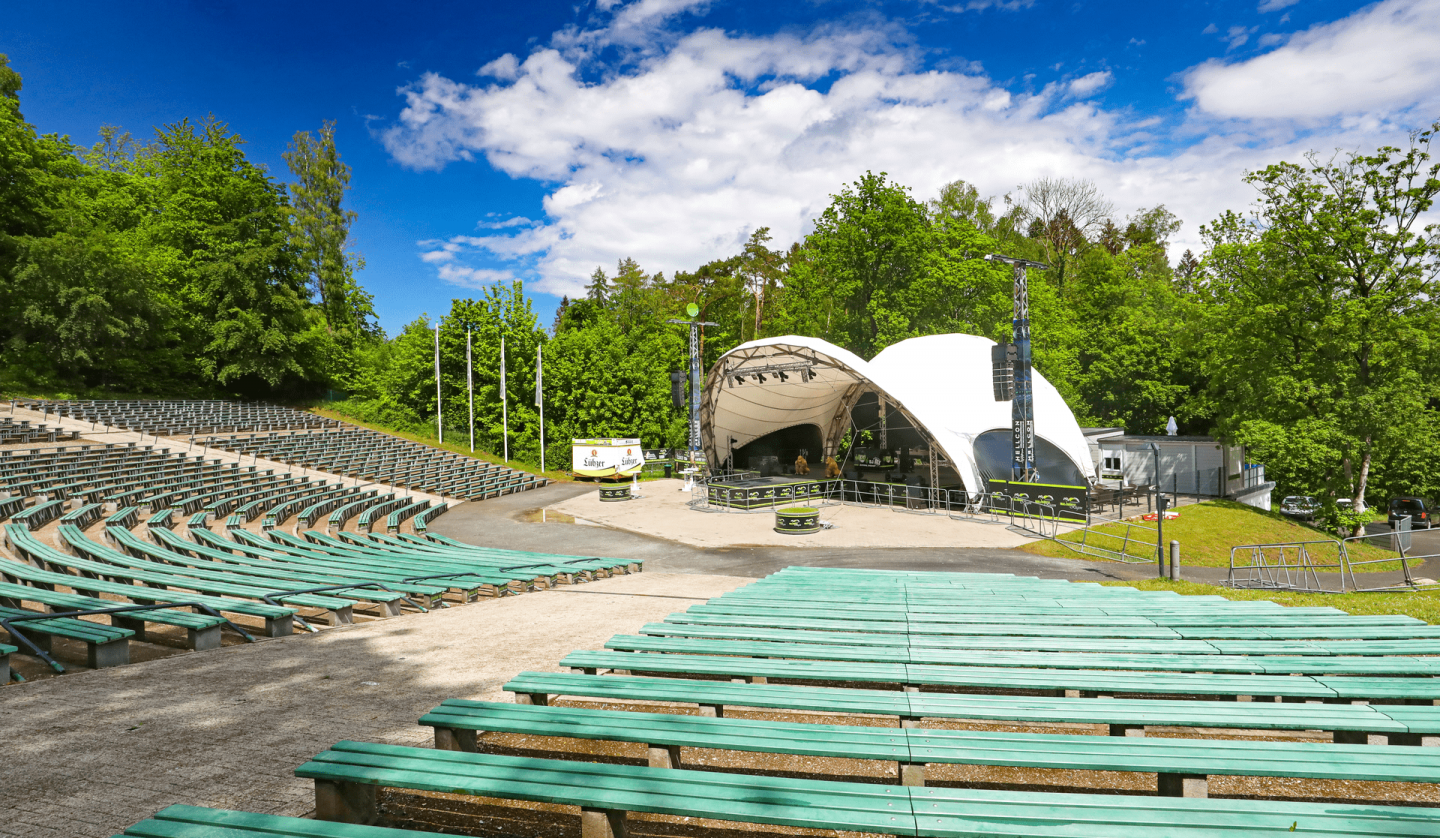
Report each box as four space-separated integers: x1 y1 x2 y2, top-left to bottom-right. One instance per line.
1183 0 1440 119
1068 71 1112 97
477 216 537 229
436 264 516 288
381 0 1440 297
1258 0 1299 11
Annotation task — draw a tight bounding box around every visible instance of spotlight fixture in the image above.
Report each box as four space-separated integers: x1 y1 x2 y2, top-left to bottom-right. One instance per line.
777 371 789 382
734 375 745 385
756 373 767 383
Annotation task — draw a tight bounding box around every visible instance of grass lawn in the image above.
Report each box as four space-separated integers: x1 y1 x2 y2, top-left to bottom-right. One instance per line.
1022 499 1411 570
1104 578 1440 624
307 405 575 484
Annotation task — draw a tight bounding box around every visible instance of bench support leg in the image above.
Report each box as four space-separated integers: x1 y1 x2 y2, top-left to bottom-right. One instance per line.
314 779 378 824
264 617 293 638
325 606 354 626
647 744 682 769
88 639 129 669
187 625 222 651
1157 773 1208 798
112 616 148 641
376 600 402 618
581 807 627 838
516 692 549 706
1387 733 1423 746
900 762 926 787
698 704 723 718
434 726 478 752
1109 724 1145 737
0 652 8 683
900 716 919 730
1334 730 1389 745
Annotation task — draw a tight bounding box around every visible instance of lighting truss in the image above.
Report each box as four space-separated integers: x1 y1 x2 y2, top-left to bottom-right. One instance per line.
725 360 816 387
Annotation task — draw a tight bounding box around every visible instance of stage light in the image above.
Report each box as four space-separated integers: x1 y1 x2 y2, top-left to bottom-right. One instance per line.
778 371 789 382
734 375 745 385
756 373 767 383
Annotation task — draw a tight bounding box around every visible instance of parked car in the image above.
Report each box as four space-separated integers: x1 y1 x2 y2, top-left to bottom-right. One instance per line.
1389 497 1435 530
1279 495 1320 521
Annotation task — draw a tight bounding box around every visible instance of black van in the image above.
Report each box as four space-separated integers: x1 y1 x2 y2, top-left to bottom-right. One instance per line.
1389 497 1434 529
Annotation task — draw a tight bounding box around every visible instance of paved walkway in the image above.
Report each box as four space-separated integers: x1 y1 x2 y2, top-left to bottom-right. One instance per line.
432 482 1163 582
552 478 1035 549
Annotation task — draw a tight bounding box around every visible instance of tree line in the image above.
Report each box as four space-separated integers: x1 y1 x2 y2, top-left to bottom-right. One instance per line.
0 55 373 397
3 51 1436 520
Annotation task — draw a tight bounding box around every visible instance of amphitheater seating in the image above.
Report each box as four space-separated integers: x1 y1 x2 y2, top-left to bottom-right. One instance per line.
12 398 340 435
0 416 80 443
5 524 297 636
203 427 547 501
282 569 1440 836
421 699 1440 792
0 578 230 650
0 602 134 669
297 742 1440 837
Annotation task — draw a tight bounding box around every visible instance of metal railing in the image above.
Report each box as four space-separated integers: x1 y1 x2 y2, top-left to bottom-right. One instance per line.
684 472 1076 537
1225 516 1440 593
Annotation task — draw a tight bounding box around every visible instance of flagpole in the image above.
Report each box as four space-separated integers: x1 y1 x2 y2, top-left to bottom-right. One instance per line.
501 335 509 462
433 322 443 445
466 327 474 454
536 344 545 473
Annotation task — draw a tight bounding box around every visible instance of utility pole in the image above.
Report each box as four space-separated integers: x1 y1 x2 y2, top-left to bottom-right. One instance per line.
985 254 1049 482
667 303 718 470
433 322 443 445
466 326 474 453
500 335 509 462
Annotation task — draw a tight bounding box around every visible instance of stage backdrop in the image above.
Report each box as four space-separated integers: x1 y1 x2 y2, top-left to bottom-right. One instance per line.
572 438 644 478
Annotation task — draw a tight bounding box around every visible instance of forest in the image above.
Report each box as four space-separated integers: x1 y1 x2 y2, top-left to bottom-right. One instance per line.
1 53 1437 517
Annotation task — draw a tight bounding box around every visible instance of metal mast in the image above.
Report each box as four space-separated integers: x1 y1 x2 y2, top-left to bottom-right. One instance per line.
984 254 1049 482
667 306 717 469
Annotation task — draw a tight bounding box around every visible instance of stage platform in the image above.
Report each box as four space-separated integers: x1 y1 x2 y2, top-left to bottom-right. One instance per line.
706 475 836 510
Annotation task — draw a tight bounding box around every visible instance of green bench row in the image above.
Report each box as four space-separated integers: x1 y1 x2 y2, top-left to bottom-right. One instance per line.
421 698 1440 794
503 671 1440 745
296 740 1440 838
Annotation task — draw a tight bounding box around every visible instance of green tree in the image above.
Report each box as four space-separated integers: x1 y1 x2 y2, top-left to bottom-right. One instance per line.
1201 123 1440 527
792 171 933 357
284 120 374 339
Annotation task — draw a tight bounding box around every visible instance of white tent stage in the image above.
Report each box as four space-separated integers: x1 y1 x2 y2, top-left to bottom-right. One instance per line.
700 334 1094 495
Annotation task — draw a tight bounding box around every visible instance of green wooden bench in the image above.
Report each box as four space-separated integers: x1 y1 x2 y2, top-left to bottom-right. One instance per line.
385 499 430 533
255 530 517 596
155 528 449 610
51 525 356 627
505 671 1430 743
421 699 1440 796
296 740 1440 837
103 526 378 619
0 604 133 668
577 647 1349 701
105 506 140 529
615 630 1440 677
4 525 297 637
11 498 66 530
115 804 460 838
0 578 227 650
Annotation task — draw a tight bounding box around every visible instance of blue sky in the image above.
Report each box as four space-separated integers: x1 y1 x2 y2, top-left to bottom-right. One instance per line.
5 0 1438 335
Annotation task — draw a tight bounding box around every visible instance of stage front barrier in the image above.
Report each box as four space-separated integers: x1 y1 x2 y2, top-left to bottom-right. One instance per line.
690 474 1087 537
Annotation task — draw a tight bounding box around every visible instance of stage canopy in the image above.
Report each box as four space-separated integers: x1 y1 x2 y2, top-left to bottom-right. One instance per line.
700 334 1094 494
